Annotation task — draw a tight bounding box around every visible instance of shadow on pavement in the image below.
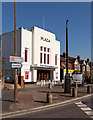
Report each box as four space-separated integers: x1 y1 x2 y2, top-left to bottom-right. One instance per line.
1 99 15 103
34 100 47 103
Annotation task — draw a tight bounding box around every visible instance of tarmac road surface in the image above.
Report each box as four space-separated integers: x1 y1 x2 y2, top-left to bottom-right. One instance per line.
2 95 93 119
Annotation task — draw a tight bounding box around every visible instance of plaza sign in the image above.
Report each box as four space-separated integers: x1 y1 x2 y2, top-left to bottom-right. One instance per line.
41 37 50 42
10 56 24 63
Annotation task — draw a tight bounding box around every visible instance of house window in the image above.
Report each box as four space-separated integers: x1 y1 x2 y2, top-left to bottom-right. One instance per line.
25 72 29 79
47 54 49 64
40 53 42 64
25 49 27 62
40 46 43 51
44 53 46 64
83 66 85 71
55 54 57 65
74 64 77 70
47 48 49 52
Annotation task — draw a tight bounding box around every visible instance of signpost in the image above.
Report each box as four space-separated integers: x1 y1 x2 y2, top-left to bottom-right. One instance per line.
11 63 22 69
10 56 24 63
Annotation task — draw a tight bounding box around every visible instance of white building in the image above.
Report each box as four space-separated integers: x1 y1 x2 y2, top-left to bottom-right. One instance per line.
2 26 60 84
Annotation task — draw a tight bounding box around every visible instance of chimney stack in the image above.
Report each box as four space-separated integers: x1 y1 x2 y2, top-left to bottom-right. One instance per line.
77 55 81 62
87 58 90 63
63 52 66 58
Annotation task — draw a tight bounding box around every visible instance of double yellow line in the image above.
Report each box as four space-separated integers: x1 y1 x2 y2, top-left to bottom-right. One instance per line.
2 94 92 118
2 101 75 118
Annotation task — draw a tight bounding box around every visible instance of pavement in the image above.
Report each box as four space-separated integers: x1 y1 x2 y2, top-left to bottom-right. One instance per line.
1 83 92 114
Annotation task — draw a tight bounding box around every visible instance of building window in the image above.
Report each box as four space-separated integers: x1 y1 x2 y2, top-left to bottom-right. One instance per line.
74 64 77 70
25 49 27 62
55 54 57 65
47 54 49 64
47 48 49 52
25 72 29 79
86 65 90 71
44 54 46 64
40 53 42 64
83 66 85 72
44 47 46 52
40 46 43 51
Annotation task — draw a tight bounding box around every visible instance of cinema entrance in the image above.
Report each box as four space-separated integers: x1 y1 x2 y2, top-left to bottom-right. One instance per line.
37 70 54 81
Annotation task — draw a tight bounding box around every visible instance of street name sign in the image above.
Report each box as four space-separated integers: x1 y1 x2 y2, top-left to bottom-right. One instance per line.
10 56 24 63
11 63 22 68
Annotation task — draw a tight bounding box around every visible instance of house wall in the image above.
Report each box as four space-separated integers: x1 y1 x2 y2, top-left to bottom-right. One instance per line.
2 29 21 81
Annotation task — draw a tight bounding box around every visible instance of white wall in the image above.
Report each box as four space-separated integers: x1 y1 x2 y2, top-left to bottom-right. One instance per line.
2 26 60 83
31 26 60 81
21 28 32 82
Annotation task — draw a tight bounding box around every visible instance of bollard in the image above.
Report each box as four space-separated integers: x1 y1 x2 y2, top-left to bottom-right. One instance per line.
47 92 53 104
87 85 91 94
21 76 24 88
43 80 45 86
72 87 77 97
75 82 78 89
41 80 43 86
49 83 52 89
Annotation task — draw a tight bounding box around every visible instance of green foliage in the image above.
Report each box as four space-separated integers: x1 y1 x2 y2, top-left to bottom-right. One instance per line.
91 73 93 83
3 86 8 90
85 71 90 78
84 71 90 84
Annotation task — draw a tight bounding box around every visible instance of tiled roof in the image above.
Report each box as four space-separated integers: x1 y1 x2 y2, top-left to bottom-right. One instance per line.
60 54 90 65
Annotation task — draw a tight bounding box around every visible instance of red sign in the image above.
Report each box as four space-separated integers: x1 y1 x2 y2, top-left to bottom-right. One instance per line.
25 72 29 79
10 56 24 63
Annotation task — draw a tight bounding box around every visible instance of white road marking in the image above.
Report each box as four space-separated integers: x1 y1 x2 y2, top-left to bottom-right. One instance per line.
75 101 93 119
80 107 92 111
77 104 87 107
90 116 93 119
85 111 93 115
75 101 83 105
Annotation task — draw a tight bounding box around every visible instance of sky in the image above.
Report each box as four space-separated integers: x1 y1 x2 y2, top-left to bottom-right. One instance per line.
2 2 91 60
91 1 93 62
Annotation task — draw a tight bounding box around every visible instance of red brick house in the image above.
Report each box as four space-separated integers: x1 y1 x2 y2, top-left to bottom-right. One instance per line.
60 52 91 81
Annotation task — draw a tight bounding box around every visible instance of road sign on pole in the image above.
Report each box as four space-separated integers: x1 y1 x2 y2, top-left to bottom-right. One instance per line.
10 56 24 63
11 63 22 69
14 0 18 102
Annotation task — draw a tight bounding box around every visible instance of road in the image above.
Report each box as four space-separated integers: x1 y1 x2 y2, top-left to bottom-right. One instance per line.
2 95 93 119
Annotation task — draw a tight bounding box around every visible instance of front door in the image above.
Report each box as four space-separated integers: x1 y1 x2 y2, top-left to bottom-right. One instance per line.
37 70 50 81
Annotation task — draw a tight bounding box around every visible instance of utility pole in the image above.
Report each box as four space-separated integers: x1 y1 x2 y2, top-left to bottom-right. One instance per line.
43 16 45 30
14 0 18 102
64 20 71 93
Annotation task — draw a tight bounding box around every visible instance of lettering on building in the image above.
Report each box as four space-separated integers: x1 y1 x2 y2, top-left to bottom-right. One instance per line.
41 37 50 42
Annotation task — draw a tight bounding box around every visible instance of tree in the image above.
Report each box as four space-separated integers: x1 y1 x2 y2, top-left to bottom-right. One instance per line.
84 71 90 84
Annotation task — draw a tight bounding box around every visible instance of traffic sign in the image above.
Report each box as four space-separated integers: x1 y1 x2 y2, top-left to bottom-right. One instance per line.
10 56 24 63
11 63 22 68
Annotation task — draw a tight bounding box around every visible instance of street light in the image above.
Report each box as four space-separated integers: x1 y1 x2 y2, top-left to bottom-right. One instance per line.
64 20 71 93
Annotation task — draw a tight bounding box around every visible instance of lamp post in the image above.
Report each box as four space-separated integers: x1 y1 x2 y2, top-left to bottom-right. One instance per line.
64 20 71 93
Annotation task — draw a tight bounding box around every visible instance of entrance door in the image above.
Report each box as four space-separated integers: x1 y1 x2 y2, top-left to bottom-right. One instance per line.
37 70 50 81
44 71 46 81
